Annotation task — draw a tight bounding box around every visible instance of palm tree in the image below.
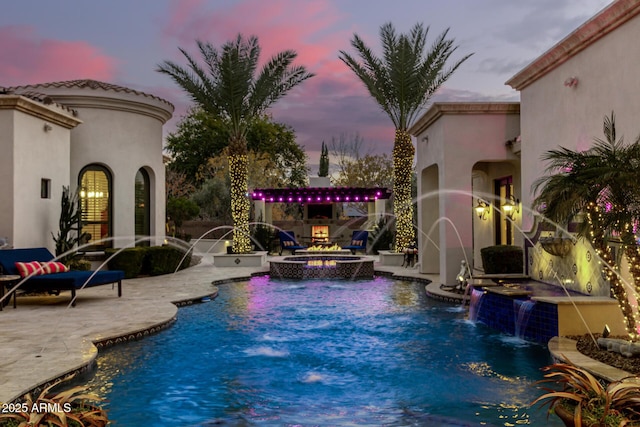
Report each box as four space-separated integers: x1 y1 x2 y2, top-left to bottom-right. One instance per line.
158 35 314 253
533 113 640 339
339 22 472 251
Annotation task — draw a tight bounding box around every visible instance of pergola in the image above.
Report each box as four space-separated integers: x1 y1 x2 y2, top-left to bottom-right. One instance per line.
251 186 391 227
251 187 391 203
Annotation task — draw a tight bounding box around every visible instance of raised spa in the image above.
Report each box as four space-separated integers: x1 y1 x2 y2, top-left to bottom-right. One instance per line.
269 255 374 279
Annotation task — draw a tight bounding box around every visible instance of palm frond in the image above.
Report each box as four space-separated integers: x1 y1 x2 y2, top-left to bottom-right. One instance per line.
339 22 472 130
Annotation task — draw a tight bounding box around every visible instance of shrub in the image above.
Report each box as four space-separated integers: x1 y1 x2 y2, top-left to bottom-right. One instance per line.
480 245 523 274
144 246 192 276
105 246 192 278
105 247 147 279
68 258 91 271
370 217 395 254
251 218 275 252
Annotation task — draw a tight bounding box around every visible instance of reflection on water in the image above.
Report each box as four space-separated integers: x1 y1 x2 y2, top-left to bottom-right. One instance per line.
85 276 562 426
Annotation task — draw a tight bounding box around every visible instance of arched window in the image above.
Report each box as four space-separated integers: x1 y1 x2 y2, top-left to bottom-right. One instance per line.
135 168 150 246
79 165 112 249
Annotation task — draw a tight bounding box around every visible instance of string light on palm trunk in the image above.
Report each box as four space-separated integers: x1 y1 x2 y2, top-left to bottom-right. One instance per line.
230 154 252 253
392 130 415 252
587 202 639 340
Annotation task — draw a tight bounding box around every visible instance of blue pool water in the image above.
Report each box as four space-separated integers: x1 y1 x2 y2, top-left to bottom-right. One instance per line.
86 276 562 426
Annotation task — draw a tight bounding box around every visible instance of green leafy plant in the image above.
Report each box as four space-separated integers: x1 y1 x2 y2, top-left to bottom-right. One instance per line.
0 374 108 427
531 361 640 426
52 186 89 263
105 246 192 278
370 217 395 254
144 246 192 276
251 215 275 252
67 258 91 271
166 196 199 238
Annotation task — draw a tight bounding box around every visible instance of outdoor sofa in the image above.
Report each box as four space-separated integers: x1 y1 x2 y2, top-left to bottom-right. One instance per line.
0 247 124 307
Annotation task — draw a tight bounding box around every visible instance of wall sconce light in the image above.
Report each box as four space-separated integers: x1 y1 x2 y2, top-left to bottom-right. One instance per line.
475 199 490 220
564 76 579 88
43 123 53 132
502 195 520 220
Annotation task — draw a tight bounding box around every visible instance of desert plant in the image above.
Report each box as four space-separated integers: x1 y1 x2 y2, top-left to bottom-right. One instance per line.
52 186 89 263
531 361 640 426
0 374 108 427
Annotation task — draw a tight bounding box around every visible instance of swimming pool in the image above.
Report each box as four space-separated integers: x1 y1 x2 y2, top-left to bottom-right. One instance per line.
86 276 562 426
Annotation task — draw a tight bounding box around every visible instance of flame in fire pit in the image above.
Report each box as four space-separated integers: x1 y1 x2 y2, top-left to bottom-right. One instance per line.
307 244 342 251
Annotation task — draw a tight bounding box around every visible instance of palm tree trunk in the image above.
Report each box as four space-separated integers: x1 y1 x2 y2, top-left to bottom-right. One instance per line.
228 137 251 253
392 130 416 252
587 204 637 338
621 237 640 340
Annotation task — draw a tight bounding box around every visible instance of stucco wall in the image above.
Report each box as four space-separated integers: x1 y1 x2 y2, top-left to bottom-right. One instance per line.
0 109 15 244
413 104 520 284
68 107 166 247
516 8 640 295
0 96 79 252
13 111 71 250
520 15 640 231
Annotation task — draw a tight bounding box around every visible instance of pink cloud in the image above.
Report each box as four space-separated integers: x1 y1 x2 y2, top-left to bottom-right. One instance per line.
158 0 399 155
160 0 359 89
0 25 117 87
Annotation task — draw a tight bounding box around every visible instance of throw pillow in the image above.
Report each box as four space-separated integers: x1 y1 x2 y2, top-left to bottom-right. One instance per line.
41 261 70 274
15 261 43 278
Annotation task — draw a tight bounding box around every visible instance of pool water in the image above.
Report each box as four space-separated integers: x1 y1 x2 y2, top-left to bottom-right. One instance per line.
86 276 562 426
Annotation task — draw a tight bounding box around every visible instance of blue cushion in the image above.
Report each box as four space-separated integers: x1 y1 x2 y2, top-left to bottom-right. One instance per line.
0 247 54 275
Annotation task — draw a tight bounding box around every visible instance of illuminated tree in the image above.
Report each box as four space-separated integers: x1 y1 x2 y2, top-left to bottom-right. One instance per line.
158 36 313 253
166 109 307 188
533 113 640 339
339 22 472 251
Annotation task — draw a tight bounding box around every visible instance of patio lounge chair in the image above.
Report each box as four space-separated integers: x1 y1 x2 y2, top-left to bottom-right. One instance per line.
278 231 307 255
342 230 368 254
0 247 124 307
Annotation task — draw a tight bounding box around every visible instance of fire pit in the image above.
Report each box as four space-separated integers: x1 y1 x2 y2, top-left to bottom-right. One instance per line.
269 255 374 279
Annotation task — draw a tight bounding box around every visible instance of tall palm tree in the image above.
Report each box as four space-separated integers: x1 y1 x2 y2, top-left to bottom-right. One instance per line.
533 113 640 339
339 22 472 251
158 36 314 253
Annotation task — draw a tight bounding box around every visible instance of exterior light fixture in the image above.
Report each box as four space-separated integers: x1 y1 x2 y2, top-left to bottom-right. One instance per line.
475 199 490 220
502 195 519 220
564 76 579 88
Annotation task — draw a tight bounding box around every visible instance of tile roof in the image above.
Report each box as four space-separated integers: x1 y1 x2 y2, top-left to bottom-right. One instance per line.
6 79 173 109
0 87 77 116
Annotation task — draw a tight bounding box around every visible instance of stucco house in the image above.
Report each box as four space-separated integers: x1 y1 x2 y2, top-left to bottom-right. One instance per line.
411 0 640 295
0 80 174 253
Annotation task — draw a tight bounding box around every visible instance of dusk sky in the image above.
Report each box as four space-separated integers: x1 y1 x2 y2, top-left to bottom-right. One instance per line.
2 0 612 168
